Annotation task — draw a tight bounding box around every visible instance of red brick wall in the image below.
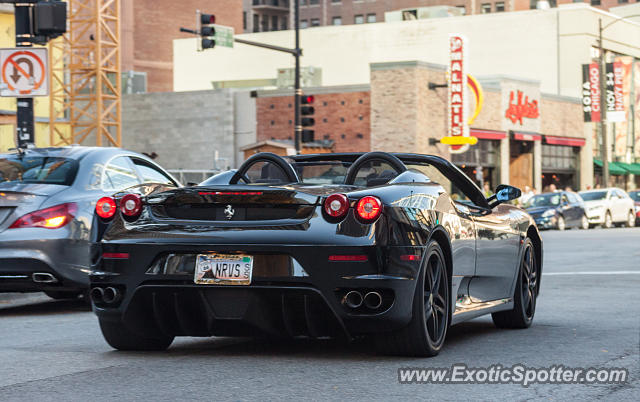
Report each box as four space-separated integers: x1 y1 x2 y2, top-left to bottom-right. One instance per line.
125 0 243 92
256 91 371 153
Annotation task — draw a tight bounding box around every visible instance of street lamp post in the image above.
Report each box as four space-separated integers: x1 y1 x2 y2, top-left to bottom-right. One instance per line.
598 18 609 187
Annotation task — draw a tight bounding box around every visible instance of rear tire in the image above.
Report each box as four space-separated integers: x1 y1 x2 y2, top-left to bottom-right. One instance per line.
492 238 538 329
44 290 81 300
99 318 174 351
625 211 635 228
375 240 450 357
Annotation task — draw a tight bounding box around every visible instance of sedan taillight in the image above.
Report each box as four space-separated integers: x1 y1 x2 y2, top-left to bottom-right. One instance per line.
9 203 78 229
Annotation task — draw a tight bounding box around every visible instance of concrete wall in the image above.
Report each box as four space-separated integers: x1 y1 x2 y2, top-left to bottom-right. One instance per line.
122 90 241 170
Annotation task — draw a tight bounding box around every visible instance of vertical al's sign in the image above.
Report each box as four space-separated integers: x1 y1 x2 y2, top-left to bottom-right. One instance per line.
448 34 469 153
581 63 601 122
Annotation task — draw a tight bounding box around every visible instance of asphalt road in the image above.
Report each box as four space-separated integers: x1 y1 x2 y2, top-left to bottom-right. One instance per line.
0 228 638 401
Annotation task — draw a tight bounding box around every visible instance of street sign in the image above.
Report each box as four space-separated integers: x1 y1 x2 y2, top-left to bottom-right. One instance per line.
0 48 49 97
212 24 234 48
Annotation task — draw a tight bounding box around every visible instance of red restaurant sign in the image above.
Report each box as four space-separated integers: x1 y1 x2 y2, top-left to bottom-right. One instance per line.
504 90 539 125
448 35 469 153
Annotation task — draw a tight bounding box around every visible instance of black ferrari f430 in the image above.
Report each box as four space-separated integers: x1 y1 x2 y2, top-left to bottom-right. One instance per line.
90 152 542 356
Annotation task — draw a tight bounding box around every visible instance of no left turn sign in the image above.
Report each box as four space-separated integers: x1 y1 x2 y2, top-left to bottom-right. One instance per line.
0 48 49 97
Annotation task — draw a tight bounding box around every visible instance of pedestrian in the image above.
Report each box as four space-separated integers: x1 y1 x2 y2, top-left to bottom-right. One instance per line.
520 185 534 204
483 182 492 197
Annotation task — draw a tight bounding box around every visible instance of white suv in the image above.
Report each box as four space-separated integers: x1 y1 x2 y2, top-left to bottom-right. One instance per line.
579 188 636 228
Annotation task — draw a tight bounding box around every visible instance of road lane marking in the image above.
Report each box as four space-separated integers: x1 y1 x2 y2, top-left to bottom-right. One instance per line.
543 271 640 276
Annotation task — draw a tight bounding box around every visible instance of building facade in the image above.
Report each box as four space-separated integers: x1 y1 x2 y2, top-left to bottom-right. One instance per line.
254 61 595 192
243 0 629 32
122 0 243 93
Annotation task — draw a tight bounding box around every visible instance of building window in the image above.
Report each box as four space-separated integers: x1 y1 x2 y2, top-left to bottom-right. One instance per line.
282 18 287 30
309 0 319 5
310 18 320 27
300 0 307 5
272 15 279 31
332 16 342 25
495 2 505 11
332 0 341 3
301 20 308 29
354 14 364 24
618 0 628 3
243 12 247 30
366 14 376 23
590 0 601 5
253 14 259 32
481 3 491 13
457 5 466 15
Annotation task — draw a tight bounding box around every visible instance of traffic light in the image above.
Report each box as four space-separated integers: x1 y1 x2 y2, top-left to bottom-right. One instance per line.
301 95 315 143
199 12 216 50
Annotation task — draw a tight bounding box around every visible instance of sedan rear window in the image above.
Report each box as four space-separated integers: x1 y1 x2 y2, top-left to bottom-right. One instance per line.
579 191 607 201
0 155 78 186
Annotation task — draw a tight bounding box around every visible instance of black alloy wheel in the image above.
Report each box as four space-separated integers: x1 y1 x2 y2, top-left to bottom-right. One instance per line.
375 240 450 356
424 250 448 346
492 238 538 329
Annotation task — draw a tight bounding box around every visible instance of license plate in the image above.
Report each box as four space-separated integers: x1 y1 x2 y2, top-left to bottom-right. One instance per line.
194 253 253 285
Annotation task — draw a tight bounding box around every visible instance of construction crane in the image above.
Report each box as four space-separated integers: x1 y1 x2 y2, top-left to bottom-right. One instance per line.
49 0 121 147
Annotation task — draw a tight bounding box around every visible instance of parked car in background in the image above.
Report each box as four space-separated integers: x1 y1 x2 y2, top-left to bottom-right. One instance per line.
523 191 588 230
579 188 635 228
0 146 180 299
628 190 640 226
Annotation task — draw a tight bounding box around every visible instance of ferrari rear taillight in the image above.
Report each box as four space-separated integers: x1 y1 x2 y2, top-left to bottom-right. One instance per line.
96 197 117 220
9 203 77 229
120 194 142 218
324 193 349 219
356 196 382 222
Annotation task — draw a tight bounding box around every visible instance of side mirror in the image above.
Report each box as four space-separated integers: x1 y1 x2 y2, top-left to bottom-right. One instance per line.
488 184 521 208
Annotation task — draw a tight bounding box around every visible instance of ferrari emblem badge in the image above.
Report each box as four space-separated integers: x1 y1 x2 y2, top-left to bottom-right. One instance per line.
224 204 235 219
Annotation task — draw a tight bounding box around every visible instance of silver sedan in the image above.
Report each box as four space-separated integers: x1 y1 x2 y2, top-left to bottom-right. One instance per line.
0 146 179 299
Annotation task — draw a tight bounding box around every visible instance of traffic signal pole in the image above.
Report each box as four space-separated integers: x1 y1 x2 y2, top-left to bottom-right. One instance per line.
14 3 35 148
181 3 304 153
294 0 301 154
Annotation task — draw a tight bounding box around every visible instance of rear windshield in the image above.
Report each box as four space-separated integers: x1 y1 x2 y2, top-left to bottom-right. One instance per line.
579 191 607 201
290 161 351 185
0 155 78 186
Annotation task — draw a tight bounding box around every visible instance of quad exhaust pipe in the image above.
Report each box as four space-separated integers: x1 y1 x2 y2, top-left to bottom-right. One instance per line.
90 286 122 305
343 290 363 309
342 290 384 310
363 291 383 310
32 272 58 284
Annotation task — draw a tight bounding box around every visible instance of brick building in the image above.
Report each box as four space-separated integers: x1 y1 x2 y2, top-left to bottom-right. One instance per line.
254 61 594 191
255 85 370 152
122 0 243 93
243 0 627 32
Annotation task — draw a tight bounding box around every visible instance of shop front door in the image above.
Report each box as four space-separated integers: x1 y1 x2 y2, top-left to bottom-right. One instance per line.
509 152 533 190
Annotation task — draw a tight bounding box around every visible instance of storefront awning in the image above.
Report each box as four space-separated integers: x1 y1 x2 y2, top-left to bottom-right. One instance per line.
512 131 541 141
612 162 640 175
593 159 629 175
470 129 506 140
544 135 586 147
